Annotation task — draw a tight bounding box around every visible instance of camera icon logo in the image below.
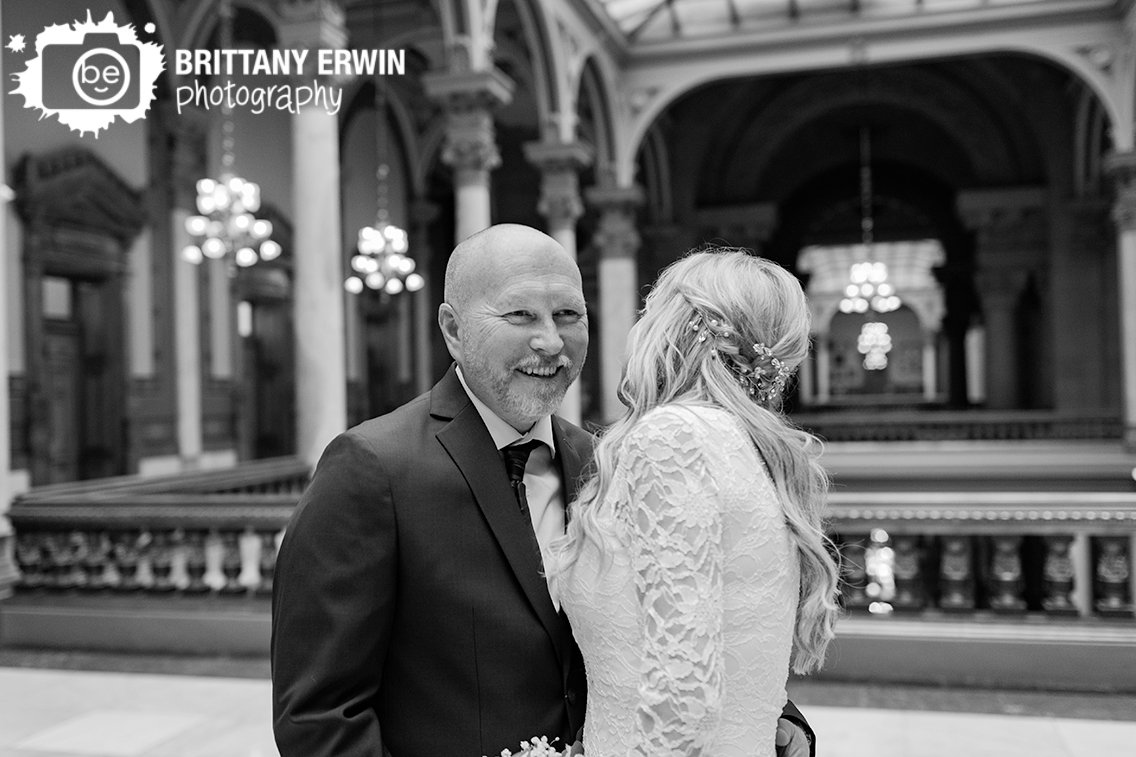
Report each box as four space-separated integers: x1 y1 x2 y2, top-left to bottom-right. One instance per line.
42 33 141 110
10 11 165 137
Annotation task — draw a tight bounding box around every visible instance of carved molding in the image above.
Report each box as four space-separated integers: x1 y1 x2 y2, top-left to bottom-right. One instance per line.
15 148 146 246
586 189 644 260
1104 150 1136 231
525 140 593 225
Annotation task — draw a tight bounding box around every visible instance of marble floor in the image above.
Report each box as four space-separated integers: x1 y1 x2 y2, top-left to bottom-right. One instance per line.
0 652 1134 757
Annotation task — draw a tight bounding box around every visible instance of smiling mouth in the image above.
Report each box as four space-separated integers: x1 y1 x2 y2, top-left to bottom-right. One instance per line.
517 366 562 379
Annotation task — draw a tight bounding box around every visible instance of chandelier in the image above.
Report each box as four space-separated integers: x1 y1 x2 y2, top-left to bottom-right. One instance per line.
838 125 901 315
181 0 280 270
345 79 423 296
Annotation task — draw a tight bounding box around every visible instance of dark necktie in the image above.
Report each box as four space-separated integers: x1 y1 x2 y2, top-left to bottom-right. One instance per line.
502 440 542 516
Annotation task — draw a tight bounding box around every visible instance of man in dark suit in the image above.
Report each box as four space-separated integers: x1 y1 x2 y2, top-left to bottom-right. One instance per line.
271 224 813 756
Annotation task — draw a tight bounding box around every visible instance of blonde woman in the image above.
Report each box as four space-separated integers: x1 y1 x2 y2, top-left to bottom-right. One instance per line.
552 248 841 757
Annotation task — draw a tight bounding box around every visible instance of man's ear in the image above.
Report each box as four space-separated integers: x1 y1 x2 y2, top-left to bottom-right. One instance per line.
438 303 463 362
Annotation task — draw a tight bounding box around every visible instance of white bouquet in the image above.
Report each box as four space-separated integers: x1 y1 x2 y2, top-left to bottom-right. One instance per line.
485 736 575 757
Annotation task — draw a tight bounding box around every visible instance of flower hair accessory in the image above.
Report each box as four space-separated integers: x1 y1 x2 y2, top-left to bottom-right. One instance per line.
688 311 793 403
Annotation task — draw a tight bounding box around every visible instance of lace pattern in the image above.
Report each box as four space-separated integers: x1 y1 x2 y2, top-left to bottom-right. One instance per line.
560 404 798 757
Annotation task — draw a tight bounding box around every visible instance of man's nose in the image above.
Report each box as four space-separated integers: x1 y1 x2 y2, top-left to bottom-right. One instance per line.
530 317 564 354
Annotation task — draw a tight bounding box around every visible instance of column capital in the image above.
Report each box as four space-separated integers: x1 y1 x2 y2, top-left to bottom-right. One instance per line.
523 140 594 173
425 70 514 175
957 186 1046 230
278 0 347 49
422 68 514 112
958 186 1046 263
1105 150 1136 230
974 268 1029 309
585 183 644 214
589 192 643 261
437 106 500 173
277 0 352 89
525 140 593 227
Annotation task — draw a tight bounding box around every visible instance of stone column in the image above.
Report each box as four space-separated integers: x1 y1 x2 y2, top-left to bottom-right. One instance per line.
814 334 832 404
586 185 644 423
410 200 439 395
523 139 593 424
922 330 938 401
959 188 1044 411
1106 152 1136 447
0 6 15 597
169 106 210 468
975 270 1027 409
423 70 513 244
798 351 815 406
281 1 349 466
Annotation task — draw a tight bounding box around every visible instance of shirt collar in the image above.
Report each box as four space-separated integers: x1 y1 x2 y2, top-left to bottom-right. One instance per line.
455 365 557 456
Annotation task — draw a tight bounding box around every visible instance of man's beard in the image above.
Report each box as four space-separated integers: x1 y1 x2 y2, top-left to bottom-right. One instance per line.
466 350 582 424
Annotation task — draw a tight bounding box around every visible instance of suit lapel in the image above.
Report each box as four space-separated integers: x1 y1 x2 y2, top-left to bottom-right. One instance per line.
551 416 588 517
432 367 567 660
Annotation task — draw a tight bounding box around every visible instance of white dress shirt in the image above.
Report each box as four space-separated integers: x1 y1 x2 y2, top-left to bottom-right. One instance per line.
456 367 565 609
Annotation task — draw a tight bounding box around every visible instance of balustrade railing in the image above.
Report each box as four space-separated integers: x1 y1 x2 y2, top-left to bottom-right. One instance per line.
7 457 307 598
829 492 1136 621
796 410 1123 442
5 459 1135 629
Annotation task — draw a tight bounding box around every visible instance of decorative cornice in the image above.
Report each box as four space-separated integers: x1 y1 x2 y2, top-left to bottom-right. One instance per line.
1104 150 1136 230
14 148 147 245
422 68 515 111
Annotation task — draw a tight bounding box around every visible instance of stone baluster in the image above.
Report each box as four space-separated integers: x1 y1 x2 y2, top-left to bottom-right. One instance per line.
838 534 872 611
1093 535 1133 617
183 530 210 593
111 531 142 592
148 530 177 593
890 534 924 611
84 531 113 592
987 535 1027 613
1041 534 1078 616
15 532 44 590
219 530 245 595
938 535 975 611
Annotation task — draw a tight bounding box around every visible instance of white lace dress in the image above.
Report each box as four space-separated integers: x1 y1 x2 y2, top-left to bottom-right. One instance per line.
558 403 798 757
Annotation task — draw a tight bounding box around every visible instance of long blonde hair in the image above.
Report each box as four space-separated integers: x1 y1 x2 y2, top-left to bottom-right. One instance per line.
553 247 840 674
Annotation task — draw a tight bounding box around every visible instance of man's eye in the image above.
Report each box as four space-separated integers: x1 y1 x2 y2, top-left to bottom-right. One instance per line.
504 311 533 322
555 311 584 323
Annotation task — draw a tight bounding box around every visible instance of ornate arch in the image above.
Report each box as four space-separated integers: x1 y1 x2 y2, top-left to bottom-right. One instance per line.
736 67 1024 193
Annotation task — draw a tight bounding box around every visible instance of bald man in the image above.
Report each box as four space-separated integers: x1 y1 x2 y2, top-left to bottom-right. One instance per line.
271 225 813 757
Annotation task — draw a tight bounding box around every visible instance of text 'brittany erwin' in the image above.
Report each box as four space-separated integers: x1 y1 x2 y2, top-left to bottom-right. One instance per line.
174 48 406 78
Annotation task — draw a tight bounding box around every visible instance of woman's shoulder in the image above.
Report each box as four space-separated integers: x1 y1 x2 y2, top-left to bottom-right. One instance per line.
629 402 739 446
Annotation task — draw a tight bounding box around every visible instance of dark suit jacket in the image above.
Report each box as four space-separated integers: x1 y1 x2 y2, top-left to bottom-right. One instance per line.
272 366 589 757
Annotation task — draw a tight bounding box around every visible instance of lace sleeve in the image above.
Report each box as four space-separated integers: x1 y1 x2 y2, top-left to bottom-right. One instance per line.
621 408 724 757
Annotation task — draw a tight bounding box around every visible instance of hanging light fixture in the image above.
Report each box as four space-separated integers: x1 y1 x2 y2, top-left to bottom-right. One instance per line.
181 0 280 270
839 125 901 315
345 78 423 296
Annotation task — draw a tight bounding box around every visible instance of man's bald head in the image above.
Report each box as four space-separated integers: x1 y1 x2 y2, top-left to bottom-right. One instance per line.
443 224 580 313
